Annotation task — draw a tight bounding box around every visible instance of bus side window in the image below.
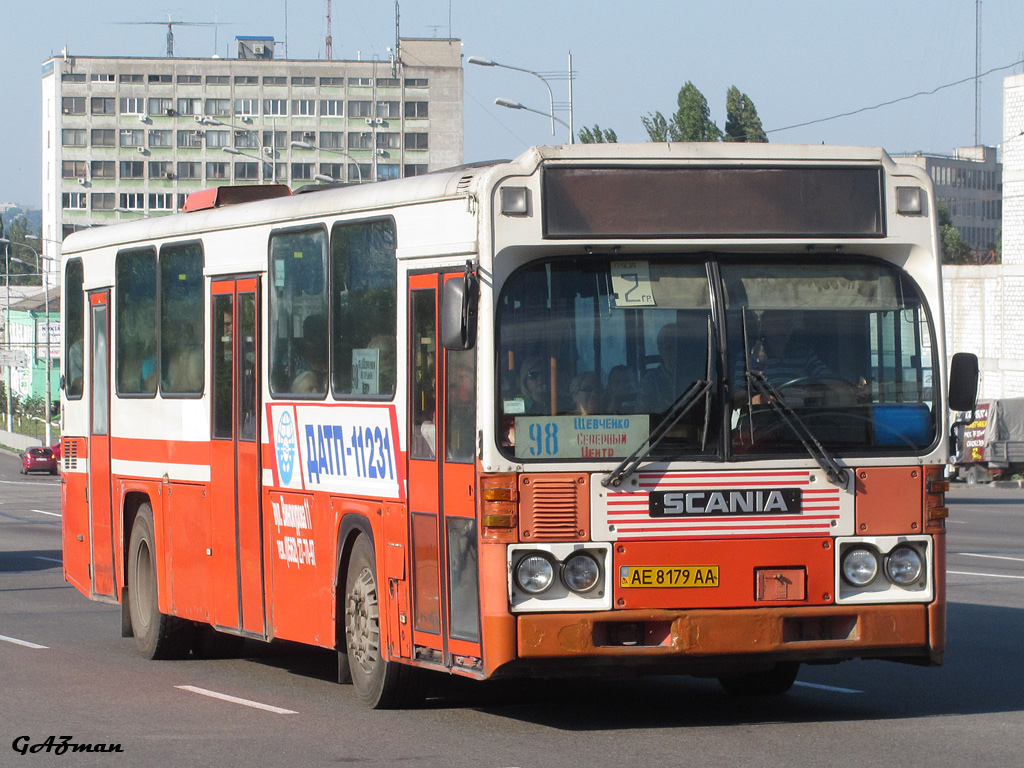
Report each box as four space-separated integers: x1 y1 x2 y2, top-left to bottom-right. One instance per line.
115 247 157 396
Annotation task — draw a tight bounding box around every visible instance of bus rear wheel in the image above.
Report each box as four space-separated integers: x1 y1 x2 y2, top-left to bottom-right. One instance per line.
718 662 800 696
344 536 421 708
127 503 194 660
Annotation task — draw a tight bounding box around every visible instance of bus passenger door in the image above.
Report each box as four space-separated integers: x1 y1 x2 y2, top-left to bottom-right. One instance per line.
87 290 116 600
407 272 481 669
209 278 266 637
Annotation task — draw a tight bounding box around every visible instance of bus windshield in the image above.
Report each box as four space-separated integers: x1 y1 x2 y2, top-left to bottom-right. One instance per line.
496 256 937 462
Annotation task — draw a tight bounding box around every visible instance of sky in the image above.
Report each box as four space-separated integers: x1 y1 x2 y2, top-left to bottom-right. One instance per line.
3 0 1024 206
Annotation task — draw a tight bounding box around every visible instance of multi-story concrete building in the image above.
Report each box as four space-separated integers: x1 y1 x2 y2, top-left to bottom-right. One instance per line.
893 145 1002 257
39 36 464 274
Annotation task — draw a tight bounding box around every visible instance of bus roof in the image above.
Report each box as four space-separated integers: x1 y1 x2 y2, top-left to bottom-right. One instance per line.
60 143 899 256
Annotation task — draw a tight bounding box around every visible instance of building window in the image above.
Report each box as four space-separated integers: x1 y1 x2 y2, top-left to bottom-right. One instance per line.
376 132 400 150
320 163 344 179
62 160 87 178
319 131 344 149
62 97 85 115
292 99 316 116
377 164 400 181
119 161 144 179
263 76 286 85
291 163 313 180
119 73 144 83
149 97 174 116
148 130 173 148
234 98 259 116
206 162 229 179
348 100 372 118
348 132 372 150
291 130 318 143
62 73 86 82
263 98 287 116
404 164 428 177
62 192 88 209
291 76 315 86
177 130 204 148
120 97 146 115
376 101 400 118
177 74 201 84
234 162 260 180
205 98 231 116
91 129 115 147
206 75 229 85
376 78 400 88
176 98 203 116
205 130 229 148
405 132 428 150
90 73 115 82
149 161 173 178
91 193 116 211
320 76 345 87
91 97 116 115
148 73 172 83
405 101 428 118
405 78 428 88
177 162 201 179
263 130 287 149
234 130 259 149
348 77 371 87
119 129 144 148
62 129 86 147
149 193 175 210
320 99 344 117
91 161 115 180
234 75 258 85
119 192 145 210
351 164 371 182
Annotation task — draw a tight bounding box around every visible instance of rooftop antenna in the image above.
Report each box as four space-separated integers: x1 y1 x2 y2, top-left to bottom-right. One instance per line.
974 0 981 145
393 0 400 77
325 0 333 60
113 15 228 57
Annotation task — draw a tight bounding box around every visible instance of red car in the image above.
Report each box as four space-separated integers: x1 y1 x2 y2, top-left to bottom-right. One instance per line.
21 446 58 475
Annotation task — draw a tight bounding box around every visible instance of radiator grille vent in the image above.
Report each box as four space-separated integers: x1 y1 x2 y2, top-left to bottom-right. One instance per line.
519 474 590 541
62 438 79 471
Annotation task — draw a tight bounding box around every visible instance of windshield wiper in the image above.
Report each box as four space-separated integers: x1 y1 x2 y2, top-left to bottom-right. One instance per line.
745 371 849 488
602 378 712 488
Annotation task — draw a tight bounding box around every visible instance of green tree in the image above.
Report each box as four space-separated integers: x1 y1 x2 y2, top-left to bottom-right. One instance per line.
643 82 737 142
938 206 973 265
578 124 618 144
724 86 767 142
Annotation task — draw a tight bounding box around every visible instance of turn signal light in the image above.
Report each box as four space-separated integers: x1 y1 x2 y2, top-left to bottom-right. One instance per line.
480 474 519 537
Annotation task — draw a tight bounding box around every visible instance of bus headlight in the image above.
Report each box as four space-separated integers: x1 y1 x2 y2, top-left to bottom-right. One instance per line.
885 545 924 586
841 547 879 587
514 554 555 594
561 552 601 593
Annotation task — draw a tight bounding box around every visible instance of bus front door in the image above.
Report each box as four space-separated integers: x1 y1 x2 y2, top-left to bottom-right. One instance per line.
87 290 116 600
407 272 481 670
209 278 266 637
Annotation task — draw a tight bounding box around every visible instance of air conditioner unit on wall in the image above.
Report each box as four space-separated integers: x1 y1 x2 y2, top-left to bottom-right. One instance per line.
254 44 265 55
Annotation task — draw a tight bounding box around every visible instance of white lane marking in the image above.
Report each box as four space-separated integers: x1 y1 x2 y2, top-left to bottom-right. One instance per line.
948 570 1024 580
30 509 60 518
957 552 1024 563
34 556 62 564
175 685 298 714
794 681 862 694
0 634 48 649
946 520 968 525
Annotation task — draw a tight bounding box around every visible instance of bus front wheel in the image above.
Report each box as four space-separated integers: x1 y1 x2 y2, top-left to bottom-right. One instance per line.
344 535 421 708
127 503 194 660
718 662 800 696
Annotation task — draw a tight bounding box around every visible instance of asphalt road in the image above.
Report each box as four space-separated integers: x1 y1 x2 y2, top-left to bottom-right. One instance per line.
1 451 1023 767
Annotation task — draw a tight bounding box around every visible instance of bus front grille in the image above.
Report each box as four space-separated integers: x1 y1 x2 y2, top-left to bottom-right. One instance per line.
518 473 590 541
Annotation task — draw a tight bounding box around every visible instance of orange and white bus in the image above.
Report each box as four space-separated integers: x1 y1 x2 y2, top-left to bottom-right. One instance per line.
60 143 978 707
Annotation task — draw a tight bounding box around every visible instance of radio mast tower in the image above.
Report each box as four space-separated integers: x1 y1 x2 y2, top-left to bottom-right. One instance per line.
325 0 333 60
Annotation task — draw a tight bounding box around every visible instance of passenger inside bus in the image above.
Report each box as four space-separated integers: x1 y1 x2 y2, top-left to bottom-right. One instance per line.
519 357 551 415
291 314 329 394
639 320 708 413
569 371 602 416
604 365 638 413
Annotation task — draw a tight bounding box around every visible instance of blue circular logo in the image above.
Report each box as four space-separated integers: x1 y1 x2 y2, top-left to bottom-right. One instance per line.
276 410 296 485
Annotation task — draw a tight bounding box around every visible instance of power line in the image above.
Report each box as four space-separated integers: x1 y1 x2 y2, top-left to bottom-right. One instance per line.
768 56 1024 136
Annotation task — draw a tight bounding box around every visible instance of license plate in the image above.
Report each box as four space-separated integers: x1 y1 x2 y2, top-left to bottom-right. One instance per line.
619 565 719 588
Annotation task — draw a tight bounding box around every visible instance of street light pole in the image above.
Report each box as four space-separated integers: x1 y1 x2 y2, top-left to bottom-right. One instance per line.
2 240 10 433
468 54 575 143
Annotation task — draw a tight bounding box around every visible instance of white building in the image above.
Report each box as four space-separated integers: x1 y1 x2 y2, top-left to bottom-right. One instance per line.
39 37 464 276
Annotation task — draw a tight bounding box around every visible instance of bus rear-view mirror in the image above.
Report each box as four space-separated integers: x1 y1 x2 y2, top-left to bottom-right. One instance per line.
948 352 979 413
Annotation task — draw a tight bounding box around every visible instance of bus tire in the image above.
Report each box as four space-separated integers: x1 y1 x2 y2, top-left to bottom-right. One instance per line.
718 662 800 696
344 535 421 708
127 504 194 660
